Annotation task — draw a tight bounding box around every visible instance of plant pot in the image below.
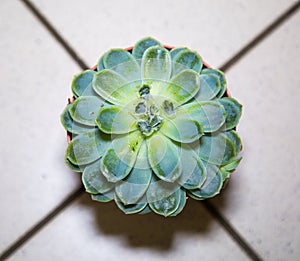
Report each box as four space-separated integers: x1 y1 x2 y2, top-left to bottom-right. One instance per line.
61 37 242 217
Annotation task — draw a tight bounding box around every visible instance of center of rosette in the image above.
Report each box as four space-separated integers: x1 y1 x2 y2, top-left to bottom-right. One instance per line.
135 84 163 136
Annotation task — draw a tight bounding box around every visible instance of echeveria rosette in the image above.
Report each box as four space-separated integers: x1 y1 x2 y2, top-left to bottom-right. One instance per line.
61 37 243 217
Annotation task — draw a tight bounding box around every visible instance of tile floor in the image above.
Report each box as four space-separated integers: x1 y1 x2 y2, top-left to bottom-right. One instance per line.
1 0 299 260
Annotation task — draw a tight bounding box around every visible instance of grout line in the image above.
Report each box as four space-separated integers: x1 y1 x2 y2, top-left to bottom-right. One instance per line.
204 2 300 259
209 2 300 256
220 0 300 72
202 201 263 261
19 0 89 70
0 187 84 261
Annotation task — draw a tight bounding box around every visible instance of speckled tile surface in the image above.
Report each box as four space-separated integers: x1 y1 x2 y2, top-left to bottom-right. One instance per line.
31 0 297 68
211 9 300 260
1 0 300 260
7 194 250 261
0 0 81 252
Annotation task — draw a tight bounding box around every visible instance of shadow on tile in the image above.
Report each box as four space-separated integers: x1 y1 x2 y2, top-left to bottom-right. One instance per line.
78 189 229 252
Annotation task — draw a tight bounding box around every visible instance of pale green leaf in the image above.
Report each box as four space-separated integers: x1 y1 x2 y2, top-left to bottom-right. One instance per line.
82 159 114 194
224 130 242 154
188 164 223 199
160 116 203 143
101 132 142 182
179 101 226 133
170 47 187 59
170 189 187 216
96 106 137 134
72 70 97 97
132 37 162 60
91 190 114 202
141 46 171 81
198 133 236 165
69 96 105 126
202 68 227 98
172 49 203 75
66 130 110 165
194 74 221 101
219 97 242 130
93 69 140 105
115 142 152 204
220 157 242 175
149 188 182 217
147 134 182 182
177 146 207 190
103 48 140 81
164 69 200 105
61 104 95 134
115 194 148 214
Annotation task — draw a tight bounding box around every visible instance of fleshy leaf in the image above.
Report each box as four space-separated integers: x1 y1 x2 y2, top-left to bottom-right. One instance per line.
72 70 97 97
172 49 203 75
103 48 140 81
202 68 227 98
177 146 207 190
220 168 230 181
65 156 82 173
224 130 242 154
199 133 236 165
97 55 105 71
93 69 139 105
138 205 152 215
146 174 179 201
91 190 114 202
221 157 242 173
219 97 242 130
149 187 182 217
101 132 142 182
194 74 221 101
96 106 137 134
66 130 110 165
170 47 187 59
115 194 147 214
163 69 200 105
170 189 187 216
82 160 114 194
147 134 182 182
160 116 203 143
179 101 226 133
141 45 171 81
61 104 95 134
115 142 152 204
132 37 162 60
188 164 223 199
101 149 132 182
69 96 104 126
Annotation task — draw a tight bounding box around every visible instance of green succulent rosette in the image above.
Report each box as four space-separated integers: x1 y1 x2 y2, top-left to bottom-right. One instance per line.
61 37 242 217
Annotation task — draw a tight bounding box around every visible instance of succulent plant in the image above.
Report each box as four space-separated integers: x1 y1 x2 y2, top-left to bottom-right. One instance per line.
61 37 242 217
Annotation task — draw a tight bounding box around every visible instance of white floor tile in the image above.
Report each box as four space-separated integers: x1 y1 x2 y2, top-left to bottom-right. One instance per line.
31 0 297 68
211 10 300 260
0 0 81 252
8 194 250 261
